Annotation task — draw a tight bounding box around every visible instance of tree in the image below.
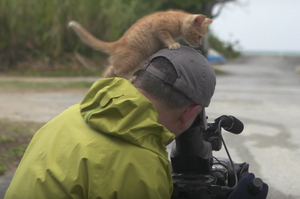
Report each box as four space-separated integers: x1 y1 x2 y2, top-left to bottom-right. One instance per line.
203 0 237 56
158 0 236 18
158 0 237 56
205 0 236 18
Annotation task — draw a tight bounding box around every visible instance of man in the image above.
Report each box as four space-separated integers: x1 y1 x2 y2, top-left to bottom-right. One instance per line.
4 46 267 199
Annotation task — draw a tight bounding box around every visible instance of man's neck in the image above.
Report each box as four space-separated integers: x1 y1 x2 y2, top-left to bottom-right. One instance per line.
135 87 184 136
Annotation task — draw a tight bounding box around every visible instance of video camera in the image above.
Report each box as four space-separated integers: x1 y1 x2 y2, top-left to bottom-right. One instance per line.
170 112 258 199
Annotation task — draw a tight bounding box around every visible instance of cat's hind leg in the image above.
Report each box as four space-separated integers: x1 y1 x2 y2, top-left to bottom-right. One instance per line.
114 69 134 80
103 65 133 80
103 65 117 78
112 54 142 80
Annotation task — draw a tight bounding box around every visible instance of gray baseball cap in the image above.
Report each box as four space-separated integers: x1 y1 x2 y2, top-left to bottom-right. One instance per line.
141 46 216 129
142 45 216 108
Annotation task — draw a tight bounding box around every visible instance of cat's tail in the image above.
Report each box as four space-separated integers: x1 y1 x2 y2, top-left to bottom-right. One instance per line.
68 21 112 53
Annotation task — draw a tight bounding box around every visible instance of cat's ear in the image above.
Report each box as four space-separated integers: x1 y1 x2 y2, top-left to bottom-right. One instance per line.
204 18 213 26
192 15 206 27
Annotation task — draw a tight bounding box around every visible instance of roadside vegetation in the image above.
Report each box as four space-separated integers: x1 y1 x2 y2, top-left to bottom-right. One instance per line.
0 119 45 174
0 0 240 76
0 80 94 91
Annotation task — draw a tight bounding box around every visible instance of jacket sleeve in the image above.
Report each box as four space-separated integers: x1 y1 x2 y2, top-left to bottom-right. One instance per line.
105 155 173 199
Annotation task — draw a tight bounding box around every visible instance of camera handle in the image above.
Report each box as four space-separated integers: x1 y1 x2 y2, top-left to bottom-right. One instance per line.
170 114 213 174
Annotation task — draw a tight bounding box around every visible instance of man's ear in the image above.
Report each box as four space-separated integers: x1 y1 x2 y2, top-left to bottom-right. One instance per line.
178 105 202 129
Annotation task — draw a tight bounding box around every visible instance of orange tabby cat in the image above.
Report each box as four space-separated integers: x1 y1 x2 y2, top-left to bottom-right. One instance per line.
69 10 212 79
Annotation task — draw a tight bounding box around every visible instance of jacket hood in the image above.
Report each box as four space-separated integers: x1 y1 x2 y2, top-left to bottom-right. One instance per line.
80 78 175 155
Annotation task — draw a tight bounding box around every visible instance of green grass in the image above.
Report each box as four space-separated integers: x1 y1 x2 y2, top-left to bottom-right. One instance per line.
0 166 8 175
5 144 28 159
0 119 45 175
6 69 104 77
0 0 158 66
0 136 15 143
0 80 94 90
0 0 241 75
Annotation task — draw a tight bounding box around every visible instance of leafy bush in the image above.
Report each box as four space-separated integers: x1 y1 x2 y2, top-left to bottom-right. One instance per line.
0 0 159 64
0 0 239 72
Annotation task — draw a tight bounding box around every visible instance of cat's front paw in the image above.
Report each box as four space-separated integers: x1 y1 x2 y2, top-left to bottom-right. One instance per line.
168 42 181 50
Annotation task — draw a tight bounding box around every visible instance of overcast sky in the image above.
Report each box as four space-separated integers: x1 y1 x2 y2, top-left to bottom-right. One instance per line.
210 0 300 53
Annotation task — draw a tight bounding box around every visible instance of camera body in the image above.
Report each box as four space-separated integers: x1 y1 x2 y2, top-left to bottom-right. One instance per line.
170 113 249 199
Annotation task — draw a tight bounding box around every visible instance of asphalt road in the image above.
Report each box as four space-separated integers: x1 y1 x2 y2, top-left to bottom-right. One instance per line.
0 55 300 198
204 55 300 199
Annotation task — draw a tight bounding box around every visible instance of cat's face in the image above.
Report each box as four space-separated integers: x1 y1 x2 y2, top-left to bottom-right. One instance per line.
182 16 212 47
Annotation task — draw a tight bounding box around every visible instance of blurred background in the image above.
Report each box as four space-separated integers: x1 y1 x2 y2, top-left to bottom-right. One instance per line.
1 0 299 75
0 0 242 76
1 0 300 199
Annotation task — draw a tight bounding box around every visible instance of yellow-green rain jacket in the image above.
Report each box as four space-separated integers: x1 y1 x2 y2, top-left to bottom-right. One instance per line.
5 78 175 199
